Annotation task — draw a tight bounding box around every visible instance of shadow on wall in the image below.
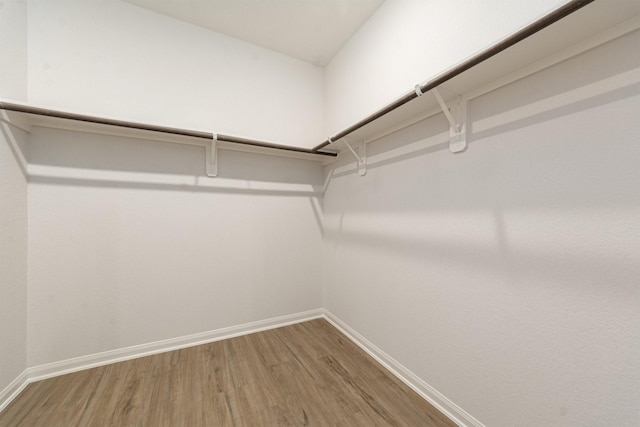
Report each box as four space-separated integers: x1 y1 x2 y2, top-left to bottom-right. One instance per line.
329 30 640 181
321 32 640 425
322 210 639 297
25 128 326 197
330 84 640 185
322 31 640 297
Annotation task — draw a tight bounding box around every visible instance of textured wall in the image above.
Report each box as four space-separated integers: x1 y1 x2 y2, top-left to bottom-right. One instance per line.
322 31 640 426
26 129 324 366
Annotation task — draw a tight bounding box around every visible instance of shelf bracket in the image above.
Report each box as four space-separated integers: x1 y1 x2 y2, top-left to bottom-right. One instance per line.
432 88 467 153
205 134 218 177
342 138 367 176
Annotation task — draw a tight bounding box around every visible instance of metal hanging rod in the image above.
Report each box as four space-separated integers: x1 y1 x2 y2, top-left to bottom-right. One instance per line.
311 0 595 153
1 0 595 159
0 102 337 158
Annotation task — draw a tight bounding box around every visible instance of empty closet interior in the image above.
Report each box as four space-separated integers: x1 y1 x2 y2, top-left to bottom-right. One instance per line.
1 0 639 425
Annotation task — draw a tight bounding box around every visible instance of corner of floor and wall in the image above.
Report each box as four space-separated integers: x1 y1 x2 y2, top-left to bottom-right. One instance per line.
1 1 639 426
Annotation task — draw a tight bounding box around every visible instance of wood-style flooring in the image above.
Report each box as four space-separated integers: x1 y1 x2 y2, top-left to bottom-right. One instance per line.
0 319 455 426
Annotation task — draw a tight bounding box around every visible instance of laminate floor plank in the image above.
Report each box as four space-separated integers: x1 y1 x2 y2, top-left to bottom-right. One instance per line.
0 319 456 427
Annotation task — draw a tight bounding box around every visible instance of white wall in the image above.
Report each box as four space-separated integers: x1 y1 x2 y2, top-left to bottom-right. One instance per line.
26 129 324 366
322 31 640 426
0 121 28 394
0 0 28 101
27 0 324 148
5 2 638 424
324 0 568 136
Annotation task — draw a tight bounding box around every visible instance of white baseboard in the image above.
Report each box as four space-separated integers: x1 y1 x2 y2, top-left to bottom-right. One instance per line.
321 310 484 427
0 309 324 412
2 308 480 427
0 370 29 413
27 309 324 383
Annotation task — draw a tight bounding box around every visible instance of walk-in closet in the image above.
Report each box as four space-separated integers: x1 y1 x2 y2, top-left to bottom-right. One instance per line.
1 0 638 425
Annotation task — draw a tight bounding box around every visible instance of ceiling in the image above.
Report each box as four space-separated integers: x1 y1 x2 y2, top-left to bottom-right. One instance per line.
124 0 385 66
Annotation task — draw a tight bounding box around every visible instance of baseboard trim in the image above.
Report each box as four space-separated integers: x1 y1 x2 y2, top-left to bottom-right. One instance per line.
321 310 484 427
0 309 323 412
28 309 324 383
2 308 480 426
0 370 29 413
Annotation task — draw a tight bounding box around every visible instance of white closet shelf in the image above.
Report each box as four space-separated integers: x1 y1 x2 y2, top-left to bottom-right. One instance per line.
2 0 638 164
0 102 338 163
316 0 640 154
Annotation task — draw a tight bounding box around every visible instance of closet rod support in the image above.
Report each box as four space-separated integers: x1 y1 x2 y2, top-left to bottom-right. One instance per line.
432 88 467 153
342 139 367 176
206 134 218 177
